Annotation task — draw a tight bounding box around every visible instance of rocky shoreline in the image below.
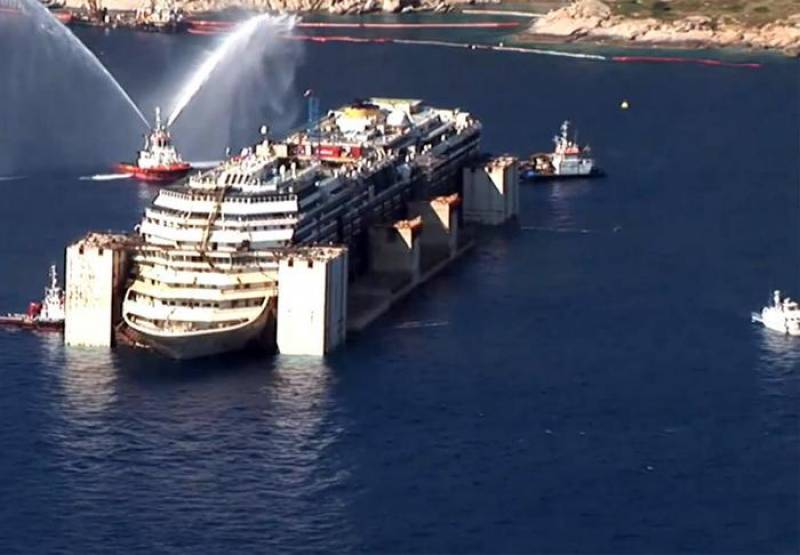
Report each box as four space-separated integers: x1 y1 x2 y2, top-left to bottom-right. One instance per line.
60 0 502 16
526 0 800 56
57 0 800 55
176 0 499 15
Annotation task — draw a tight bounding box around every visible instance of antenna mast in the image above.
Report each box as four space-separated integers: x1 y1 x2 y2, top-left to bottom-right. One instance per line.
305 89 320 161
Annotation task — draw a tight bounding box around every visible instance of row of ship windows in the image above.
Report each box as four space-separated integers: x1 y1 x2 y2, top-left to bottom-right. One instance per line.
130 292 265 309
149 208 299 222
144 218 296 232
136 263 276 275
137 253 279 264
129 314 245 331
139 278 272 290
160 191 298 204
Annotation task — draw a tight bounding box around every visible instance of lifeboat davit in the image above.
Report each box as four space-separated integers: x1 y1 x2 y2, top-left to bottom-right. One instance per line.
117 107 192 183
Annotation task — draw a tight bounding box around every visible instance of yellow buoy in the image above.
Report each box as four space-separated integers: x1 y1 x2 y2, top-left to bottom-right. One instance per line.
620 100 630 110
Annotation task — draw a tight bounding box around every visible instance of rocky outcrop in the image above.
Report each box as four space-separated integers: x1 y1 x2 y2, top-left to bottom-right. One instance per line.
528 0 800 55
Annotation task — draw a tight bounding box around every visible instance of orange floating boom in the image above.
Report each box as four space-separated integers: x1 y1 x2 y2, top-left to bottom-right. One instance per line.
612 55 761 69
296 21 520 29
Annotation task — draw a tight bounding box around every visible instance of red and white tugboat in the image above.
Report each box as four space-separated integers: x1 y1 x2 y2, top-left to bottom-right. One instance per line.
117 107 192 183
0 265 65 332
521 120 604 182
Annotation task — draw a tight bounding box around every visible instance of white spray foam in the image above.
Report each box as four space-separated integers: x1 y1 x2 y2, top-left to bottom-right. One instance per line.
80 173 133 181
19 0 149 128
167 14 298 128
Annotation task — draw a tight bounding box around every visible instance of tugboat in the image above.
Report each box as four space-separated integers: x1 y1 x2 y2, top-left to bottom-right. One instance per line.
520 121 603 182
117 107 192 183
0 265 65 331
752 290 800 336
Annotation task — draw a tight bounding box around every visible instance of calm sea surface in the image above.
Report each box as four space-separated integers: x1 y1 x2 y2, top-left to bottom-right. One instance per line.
0 23 798 554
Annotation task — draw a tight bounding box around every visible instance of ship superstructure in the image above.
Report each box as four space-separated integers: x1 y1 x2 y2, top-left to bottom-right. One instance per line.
752 290 800 336
121 98 481 358
118 107 192 183
521 120 602 181
0 265 65 331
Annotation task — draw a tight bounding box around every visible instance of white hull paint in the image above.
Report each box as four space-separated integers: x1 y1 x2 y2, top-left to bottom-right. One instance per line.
752 291 800 337
122 99 481 359
123 299 274 359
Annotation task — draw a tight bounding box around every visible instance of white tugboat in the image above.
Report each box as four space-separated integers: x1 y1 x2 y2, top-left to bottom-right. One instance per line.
521 120 603 181
0 265 65 331
117 107 192 183
752 290 800 336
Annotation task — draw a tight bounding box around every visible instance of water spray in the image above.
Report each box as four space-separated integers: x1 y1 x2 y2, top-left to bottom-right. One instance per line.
166 14 297 128
19 0 150 129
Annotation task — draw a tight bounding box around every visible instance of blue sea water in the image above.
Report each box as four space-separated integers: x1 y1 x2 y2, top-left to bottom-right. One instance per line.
0 24 798 553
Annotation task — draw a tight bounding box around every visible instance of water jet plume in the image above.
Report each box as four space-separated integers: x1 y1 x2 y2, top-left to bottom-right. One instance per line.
164 14 303 157
0 0 149 173
18 0 148 128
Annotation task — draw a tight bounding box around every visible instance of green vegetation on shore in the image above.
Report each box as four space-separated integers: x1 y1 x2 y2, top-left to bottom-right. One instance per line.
609 0 799 25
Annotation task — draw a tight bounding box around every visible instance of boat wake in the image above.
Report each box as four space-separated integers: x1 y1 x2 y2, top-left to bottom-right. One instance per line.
522 226 594 234
394 320 450 330
80 173 133 181
521 225 623 234
0 175 26 182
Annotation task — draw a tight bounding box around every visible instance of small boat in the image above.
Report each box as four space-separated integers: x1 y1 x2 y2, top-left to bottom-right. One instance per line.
0 265 65 331
117 107 192 183
751 290 800 336
133 0 187 33
520 120 604 182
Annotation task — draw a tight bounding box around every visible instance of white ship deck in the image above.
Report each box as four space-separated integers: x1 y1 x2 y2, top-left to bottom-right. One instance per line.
121 97 482 358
